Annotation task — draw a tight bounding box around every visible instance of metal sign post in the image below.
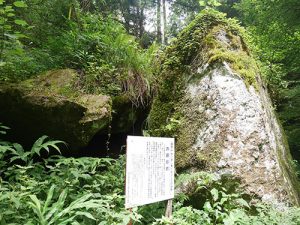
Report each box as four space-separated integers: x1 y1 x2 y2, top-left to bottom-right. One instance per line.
125 136 175 222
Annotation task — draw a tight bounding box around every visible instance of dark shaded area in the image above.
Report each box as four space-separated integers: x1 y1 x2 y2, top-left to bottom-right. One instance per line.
74 106 149 158
0 86 86 151
77 132 127 158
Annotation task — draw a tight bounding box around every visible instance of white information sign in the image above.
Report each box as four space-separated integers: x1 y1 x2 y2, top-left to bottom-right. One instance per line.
125 136 175 209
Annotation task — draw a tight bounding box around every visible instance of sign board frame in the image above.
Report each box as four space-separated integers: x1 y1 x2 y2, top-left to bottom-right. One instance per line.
125 136 175 209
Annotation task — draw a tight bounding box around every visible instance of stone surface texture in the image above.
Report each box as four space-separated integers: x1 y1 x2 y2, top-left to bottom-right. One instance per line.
183 62 298 206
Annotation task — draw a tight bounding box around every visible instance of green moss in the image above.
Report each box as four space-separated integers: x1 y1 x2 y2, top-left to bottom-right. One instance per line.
205 28 258 89
20 69 81 100
207 50 258 88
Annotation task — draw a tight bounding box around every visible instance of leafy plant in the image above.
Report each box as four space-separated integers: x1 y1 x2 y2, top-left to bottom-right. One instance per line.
0 122 9 135
27 186 115 225
0 0 28 74
1 126 300 225
1 135 65 166
199 0 221 8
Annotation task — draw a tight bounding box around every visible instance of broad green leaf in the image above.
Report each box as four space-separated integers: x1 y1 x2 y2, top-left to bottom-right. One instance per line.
56 216 77 225
13 1 27 8
7 13 15 17
211 188 219 202
199 0 206 6
4 25 12 30
14 33 29 38
28 194 45 223
0 124 9 129
13 143 24 154
25 222 35 225
0 62 6 67
14 19 27 26
204 201 213 212
46 190 68 221
236 198 250 208
29 195 42 212
43 185 55 214
4 33 18 40
5 6 13 12
31 135 48 156
10 155 22 163
214 1 221 6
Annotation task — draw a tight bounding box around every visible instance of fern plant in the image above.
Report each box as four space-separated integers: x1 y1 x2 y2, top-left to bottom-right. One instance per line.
7 135 65 165
0 123 10 135
28 185 106 225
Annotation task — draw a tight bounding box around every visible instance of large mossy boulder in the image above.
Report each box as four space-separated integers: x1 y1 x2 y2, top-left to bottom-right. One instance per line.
0 69 112 152
149 10 300 206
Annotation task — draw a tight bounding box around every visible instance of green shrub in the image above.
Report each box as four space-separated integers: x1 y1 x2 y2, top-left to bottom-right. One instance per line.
1 125 300 224
0 127 140 224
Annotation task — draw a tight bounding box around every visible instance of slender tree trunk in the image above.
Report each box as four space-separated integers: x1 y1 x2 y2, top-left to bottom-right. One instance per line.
136 3 140 37
156 0 162 43
124 3 131 33
162 0 167 44
139 6 144 38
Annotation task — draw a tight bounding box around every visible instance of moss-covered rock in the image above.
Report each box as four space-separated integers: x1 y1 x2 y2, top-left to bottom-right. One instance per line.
0 69 112 152
149 10 300 206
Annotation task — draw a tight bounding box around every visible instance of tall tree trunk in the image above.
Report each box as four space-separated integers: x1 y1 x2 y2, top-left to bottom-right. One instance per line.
156 0 162 43
136 3 140 37
124 3 131 33
162 0 167 44
139 5 144 38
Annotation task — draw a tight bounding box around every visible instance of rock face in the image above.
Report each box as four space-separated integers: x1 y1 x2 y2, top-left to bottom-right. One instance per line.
149 10 300 206
0 69 112 151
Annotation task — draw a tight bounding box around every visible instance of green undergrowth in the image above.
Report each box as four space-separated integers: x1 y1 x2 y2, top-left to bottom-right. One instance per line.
1 13 158 106
1 124 300 224
0 131 138 224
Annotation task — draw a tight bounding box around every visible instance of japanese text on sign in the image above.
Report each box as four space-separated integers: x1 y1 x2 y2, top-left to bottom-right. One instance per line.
125 136 175 208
